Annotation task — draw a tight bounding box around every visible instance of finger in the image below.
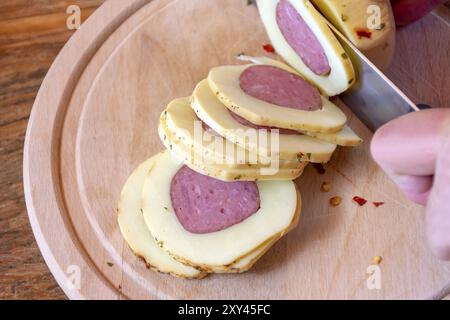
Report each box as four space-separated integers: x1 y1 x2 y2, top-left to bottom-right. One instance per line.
426 132 450 260
371 108 450 176
390 174 432 206
371 109 450 204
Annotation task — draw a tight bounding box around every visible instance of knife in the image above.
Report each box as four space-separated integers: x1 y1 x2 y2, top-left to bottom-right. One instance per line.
326 22 421 132
248 0 425 131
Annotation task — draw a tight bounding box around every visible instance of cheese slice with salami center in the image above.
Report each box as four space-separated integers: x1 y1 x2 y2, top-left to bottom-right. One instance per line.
193 79 347 161
161 97 308 167
256 0 355 96
159 116 307 181
142 151 299 268
117 154 205 279
208 63 347 133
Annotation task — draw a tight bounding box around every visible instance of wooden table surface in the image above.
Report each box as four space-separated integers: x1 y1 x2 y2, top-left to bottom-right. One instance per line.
0 0 449 300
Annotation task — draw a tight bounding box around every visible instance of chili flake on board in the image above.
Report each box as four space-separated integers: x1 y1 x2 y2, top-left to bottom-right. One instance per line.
352 196 367 206
263 43 275 53
373 202 385 208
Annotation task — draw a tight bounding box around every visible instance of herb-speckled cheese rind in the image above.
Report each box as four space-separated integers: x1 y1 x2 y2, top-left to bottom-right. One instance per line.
141 151 299 267
256 0 355 96
208 64 347 133
311 0 396 70
117 154 206 279
159 116 307 181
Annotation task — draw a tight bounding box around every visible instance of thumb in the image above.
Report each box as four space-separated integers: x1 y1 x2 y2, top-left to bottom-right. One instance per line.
426 131 450 260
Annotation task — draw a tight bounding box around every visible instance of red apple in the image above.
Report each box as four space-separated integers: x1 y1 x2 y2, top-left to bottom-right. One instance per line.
391 0 446 25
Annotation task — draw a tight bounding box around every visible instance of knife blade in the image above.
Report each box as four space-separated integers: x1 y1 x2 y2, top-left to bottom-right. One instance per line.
327 23 420 132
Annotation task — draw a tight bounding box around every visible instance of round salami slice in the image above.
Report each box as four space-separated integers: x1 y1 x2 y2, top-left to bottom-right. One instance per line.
239 65 322 111
170 166 260 234
276 0 330 76
228 110 301 135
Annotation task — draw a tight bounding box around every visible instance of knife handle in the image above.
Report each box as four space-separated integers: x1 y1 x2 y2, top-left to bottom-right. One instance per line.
417 104 432 110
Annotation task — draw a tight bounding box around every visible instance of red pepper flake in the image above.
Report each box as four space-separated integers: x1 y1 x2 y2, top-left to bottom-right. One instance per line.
312 163 326 175
355 28 372 39
329 95 339 102
263 43 275 53
373 202 385 208
353 196 367 206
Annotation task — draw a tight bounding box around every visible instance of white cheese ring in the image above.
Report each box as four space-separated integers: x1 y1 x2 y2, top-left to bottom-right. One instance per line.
256 0 355 96
161 97 308 166
159 117 307 181
208 64 347 133
117 154 205 279
141 151 299 268
193 79 342 162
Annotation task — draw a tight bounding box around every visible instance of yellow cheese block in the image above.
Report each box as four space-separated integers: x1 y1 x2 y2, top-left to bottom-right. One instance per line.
311 0 396 70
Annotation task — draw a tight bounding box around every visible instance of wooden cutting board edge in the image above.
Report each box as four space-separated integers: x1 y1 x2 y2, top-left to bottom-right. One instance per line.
23 0 152 300
23 0 450 300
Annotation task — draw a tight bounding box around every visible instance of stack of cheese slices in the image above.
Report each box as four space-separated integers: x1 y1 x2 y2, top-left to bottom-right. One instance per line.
118 0 368 279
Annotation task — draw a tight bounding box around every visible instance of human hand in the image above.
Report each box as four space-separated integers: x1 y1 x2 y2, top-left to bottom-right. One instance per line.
371 108 450 260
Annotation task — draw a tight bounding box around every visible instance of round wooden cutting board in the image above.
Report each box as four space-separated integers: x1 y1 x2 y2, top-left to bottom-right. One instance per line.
24 0 450 299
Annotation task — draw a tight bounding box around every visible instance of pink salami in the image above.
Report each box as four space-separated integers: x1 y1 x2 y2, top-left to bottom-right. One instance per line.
200 118 221 137
229 110 301 135
195 115 221 137
170 166 260 234
276 0 331 76
239 65 322 111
